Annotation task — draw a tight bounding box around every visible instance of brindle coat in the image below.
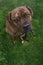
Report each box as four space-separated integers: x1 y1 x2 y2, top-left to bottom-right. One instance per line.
6 6 33 44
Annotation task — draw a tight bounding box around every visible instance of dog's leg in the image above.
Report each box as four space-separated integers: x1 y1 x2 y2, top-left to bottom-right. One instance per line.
20 36 24 44
13 40 16 44
12 36 16 44
22 33 29 41
21 37 24 44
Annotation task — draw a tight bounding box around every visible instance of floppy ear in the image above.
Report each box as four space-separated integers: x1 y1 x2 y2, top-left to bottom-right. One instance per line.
7 12 14 26
7 12 12 22
26 6 33 16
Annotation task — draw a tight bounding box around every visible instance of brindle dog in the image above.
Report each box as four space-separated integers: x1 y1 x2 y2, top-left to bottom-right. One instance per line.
6 6 33 44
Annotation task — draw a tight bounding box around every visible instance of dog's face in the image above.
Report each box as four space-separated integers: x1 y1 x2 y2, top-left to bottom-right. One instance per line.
7 6 33 37
6 6 33 43
9 6 33 34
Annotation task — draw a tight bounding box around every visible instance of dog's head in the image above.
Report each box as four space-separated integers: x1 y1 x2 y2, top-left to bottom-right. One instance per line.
7 6 33 35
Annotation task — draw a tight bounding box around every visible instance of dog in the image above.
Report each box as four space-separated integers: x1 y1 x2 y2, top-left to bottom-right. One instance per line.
6 6 33 44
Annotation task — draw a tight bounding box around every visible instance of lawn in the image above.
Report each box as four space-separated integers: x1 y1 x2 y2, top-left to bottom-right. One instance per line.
0 0 43 65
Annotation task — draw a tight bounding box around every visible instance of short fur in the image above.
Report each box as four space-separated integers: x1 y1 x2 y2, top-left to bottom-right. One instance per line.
6 6 33 44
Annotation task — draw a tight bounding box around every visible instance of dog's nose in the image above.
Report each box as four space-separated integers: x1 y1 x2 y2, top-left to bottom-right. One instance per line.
23 24 29 27
23 24 29 31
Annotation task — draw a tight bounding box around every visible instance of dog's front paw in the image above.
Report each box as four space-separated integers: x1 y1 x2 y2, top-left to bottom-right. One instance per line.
13 41 16 44
22 40 24 44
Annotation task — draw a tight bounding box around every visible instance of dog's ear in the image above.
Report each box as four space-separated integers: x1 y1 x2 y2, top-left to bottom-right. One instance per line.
26 6 33 16
7 12 12 22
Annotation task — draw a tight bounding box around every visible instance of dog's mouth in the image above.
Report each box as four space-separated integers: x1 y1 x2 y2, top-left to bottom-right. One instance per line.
23 23 33 34
23 24 30 32
20 24 33 40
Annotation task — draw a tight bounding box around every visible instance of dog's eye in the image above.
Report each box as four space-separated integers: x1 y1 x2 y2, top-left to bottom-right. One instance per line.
27 14 30 17
23 13 30 18
14 19 19 23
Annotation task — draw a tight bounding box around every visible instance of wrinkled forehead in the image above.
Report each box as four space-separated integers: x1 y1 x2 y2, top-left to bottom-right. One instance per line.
12 6 30 17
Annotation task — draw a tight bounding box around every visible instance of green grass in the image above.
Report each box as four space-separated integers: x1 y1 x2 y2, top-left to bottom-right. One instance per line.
0 0 43 65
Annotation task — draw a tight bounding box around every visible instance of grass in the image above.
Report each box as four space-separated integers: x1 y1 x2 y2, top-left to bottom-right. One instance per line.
0 0 43 65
